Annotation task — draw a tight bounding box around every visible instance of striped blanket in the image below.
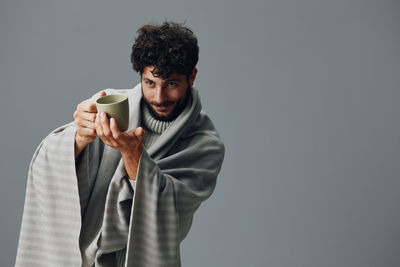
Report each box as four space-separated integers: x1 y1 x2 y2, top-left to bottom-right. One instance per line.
15 84 225 266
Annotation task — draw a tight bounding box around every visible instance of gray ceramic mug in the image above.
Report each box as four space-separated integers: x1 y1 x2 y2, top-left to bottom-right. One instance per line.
96 94 129 132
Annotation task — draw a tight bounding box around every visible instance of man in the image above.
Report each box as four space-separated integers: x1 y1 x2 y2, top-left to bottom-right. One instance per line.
16 21 225 267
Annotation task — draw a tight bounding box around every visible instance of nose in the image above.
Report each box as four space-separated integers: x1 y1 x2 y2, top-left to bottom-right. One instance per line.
154 86 165 104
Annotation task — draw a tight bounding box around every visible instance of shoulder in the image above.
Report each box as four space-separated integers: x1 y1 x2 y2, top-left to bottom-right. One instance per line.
185 110 222 140
179 110 225 159
105 87 137 96
30 122 76 170
165 110 225 176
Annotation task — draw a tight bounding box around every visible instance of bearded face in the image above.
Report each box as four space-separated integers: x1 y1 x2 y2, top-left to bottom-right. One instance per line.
140 66 197 121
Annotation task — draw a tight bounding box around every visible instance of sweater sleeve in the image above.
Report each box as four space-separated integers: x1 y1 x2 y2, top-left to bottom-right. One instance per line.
128 179 137 191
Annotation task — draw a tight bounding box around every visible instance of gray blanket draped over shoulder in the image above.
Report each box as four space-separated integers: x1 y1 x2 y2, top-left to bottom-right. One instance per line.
15 84 225 266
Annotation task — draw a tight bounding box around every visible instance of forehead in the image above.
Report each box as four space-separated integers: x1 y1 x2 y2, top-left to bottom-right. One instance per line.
142 66 185 81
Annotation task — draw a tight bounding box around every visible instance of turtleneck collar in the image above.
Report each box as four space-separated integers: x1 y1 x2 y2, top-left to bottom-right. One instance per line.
141 101 175 135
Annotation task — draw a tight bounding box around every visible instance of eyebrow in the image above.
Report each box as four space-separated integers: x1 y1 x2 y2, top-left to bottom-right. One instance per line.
142 77 183 83
166 78 183 82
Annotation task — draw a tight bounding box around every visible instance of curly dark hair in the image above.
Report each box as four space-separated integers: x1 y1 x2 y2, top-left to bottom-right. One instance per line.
131 21 199 79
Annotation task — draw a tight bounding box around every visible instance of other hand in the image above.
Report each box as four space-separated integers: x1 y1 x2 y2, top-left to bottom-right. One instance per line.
74 90 106 146
95 111 145 156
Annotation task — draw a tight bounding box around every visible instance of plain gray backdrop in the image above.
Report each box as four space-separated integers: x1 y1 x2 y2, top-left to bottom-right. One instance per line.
1 0 399 266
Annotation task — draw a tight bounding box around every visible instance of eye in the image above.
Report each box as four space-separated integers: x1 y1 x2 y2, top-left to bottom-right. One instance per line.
168 81 177 87
145 80 154 86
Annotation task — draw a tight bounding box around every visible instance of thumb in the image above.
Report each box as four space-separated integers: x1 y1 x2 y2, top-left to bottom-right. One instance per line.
98 90 107 98
135 127 145 141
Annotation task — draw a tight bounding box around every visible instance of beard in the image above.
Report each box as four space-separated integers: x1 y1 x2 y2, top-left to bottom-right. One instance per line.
141 85 191 122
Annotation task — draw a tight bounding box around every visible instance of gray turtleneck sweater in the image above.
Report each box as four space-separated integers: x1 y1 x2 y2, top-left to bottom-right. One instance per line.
140 101 175 148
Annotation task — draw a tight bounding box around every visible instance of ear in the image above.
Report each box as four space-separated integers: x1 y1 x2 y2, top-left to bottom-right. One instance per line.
189 67 198 87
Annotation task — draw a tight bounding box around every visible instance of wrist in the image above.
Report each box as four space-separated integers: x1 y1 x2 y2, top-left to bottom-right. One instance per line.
121 143 143 159
121 144 143 180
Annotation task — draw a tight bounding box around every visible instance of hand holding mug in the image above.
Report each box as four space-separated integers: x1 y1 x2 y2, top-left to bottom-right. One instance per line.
73 90 106 157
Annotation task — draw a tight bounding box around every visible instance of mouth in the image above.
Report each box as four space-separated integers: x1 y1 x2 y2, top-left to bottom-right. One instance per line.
154 104 172 112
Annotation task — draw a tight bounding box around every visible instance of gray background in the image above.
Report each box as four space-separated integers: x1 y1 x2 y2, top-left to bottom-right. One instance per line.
1 0 399 266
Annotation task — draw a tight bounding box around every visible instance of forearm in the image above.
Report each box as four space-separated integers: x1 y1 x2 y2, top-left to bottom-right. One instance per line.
121 144 143 181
